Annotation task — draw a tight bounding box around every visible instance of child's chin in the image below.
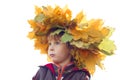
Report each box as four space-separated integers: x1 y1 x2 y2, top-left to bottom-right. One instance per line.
52 60 60 64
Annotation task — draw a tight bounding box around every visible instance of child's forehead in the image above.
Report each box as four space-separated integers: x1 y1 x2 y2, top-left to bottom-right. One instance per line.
48 35 61 42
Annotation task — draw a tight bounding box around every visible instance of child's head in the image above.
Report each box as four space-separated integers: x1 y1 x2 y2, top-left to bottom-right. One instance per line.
28 5 116 74
47 30 72 66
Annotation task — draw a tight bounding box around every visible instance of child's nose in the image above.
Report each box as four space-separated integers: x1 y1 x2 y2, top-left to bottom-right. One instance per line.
49 45 54 51
50 48 54 51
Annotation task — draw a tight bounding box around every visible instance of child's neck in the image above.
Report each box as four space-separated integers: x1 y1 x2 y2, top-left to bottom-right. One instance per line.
54 61 73 70
53 55 72 69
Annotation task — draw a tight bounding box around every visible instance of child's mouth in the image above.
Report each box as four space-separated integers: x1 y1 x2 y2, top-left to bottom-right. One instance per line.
50 54 55 57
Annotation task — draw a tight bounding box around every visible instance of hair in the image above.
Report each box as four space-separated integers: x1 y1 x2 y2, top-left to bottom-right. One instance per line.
47 27 73 48
47 28 77 63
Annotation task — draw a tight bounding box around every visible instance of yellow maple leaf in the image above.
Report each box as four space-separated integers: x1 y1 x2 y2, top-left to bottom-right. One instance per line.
28 20 37 28
74 11 84 23
35 6 42 15
27 31 35 39
101 27 110 37
34 36 48 54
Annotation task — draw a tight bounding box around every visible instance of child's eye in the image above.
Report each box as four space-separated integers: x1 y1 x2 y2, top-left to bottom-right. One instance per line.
48 43 51 45
55 42 60 45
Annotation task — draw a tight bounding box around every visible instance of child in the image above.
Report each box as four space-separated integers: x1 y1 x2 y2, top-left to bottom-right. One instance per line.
32 31 90 80
28 5 116 80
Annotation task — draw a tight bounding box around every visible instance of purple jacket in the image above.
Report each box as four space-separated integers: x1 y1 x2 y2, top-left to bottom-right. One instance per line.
32 63 90 80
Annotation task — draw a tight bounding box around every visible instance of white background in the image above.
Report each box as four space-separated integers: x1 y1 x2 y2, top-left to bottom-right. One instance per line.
0 0 120 80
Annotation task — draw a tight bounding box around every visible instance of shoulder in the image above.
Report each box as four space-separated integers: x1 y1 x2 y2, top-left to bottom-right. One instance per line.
80 68 90 78
33 65 48 77
37 63 54 72
38 63 53 69
33 63 53 76
32 63 54 80
39 63 55 74
73 68 90 79
64 68 90 80
72 66 90 78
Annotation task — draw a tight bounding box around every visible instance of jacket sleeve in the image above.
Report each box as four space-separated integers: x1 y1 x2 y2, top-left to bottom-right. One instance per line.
80 70 90 80
84 75 90 80
81 70 90 80
32 68 41 80
63 70 90 80
32 67 48 80
73 70 90 80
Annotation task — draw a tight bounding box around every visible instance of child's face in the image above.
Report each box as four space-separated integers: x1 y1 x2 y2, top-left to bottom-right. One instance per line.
48 36 71 65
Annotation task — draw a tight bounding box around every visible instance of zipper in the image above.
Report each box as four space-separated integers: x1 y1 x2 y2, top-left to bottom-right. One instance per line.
54 62 74 80
57 68 62 80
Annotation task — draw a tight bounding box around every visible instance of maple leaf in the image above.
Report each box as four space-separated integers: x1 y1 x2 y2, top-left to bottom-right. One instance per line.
61 33 73 43
98 38 116 55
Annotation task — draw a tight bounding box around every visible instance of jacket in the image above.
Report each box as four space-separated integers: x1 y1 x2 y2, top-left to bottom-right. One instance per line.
32 63 90 80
